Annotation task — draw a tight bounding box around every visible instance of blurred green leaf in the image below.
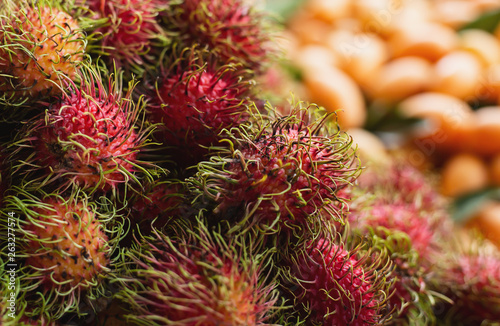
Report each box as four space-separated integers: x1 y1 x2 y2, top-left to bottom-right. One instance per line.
459 9 500 33
451 187 500 223
264 0 307 22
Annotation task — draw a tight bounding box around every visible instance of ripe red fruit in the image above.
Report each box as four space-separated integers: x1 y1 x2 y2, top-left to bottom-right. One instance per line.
167 0 273 72
0 4 85 104
116 222 280 325
190 109 359 234
148 50 252 167
436 250 500 324
87 0 166 73
10 69 154 195
284 237 393 325
353 203 437 263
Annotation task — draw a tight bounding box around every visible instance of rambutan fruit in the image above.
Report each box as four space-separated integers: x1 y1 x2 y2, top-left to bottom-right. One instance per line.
364 227 447 325
146 47 253 168
433 238 500 325
0 1 86 108
114 218 281 326
280 233 394 325
351 203 439 264
9 66 160 197
165 0 274 73
356 161 445 212
86 0 168 74
2 187 122 319
188 106 359 236
129 178 192 225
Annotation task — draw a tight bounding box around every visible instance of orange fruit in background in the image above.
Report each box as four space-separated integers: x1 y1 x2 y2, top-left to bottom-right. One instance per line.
348 128 390 164
367 56 433 102
388 22 458 62
440 153 489 197
459 29 500 67
398 92 476 154
471 106 500 156
491 153 500 186
430 50 482 100
302 66 366 129
467 201 500 248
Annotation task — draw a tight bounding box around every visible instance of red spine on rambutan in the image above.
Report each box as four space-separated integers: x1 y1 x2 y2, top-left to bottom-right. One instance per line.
0 2 86 107
9 67 158 197
147 48 252 167
282 236 394 325
166 0 274 72
189 107 359 235
115 220 280 326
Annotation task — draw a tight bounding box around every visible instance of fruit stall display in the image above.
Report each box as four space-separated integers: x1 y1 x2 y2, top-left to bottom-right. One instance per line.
0 0 499 325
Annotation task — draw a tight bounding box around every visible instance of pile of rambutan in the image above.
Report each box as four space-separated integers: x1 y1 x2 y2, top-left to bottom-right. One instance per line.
1 0 500 325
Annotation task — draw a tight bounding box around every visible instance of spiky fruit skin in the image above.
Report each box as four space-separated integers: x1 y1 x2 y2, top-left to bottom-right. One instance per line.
356 162 445 212
88 0 166 73
148 54 251 167
191 111 359 235
436 253 500 324
0 5 85 103
23 198 109 289
10 70 153 195
285 238 392 325
1 189 116 319
353 204 435 263
116 224 279 326
167 0 272 72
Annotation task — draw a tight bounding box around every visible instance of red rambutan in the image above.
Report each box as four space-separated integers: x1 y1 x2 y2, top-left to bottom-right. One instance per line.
9 67 158 196
189 106 359 235
434 244 500 324
282 236 394 325
166 0 274 72
352 204 437 263
147 48 253 168
115 219 280 326
86 0 167 73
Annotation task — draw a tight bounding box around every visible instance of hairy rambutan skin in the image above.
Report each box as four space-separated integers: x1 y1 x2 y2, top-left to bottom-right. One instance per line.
189 107 359 235
166 0 274 72
0 2 86 106
281 234 394 326
352 204 437 264
147 48 253 168
115 219 281 326
1 188 122 319
434 247 500 324
9 67 158 197
86 0 168 74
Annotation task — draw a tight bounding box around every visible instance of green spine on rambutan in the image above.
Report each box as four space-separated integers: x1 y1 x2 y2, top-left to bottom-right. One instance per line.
0 0 88 113
7 63 164 200
0 187 124 320
362 227 451 326
113 216 282 326
188 103 360 237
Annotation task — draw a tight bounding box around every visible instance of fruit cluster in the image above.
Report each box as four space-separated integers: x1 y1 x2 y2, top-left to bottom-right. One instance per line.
279 0 500 247
0 0 500 326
